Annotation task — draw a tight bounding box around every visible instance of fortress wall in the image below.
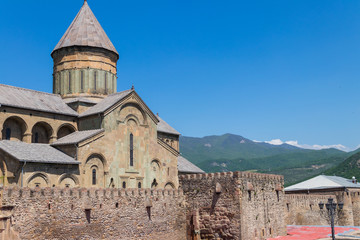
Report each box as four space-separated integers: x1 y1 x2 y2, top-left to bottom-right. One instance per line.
285 194 338 225
235 171 286 239
349 191 360 226
285 191 360 226
179 172 242 239
179 171 286 240
0 187 186 240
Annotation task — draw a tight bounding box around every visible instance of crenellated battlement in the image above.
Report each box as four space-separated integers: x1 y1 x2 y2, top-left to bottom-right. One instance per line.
179 171 283 182
0 186 187 240
1 187 183 200
285 194 334 200
179 172 234 180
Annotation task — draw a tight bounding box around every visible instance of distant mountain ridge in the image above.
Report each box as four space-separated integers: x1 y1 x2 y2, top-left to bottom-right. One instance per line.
325 151 360 178
181 133 306 163
180 133 350 185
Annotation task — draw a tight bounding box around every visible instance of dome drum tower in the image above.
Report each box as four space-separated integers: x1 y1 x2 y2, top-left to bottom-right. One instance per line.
51 1 119 100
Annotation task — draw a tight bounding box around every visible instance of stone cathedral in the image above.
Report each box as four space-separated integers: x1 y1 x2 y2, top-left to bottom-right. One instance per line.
0 3 292 240
0 1 204 189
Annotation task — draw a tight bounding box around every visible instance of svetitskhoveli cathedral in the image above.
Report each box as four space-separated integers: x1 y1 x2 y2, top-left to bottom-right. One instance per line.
0 1 204 189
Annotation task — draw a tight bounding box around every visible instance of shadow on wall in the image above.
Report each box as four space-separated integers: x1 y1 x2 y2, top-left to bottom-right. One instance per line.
210 193 221 215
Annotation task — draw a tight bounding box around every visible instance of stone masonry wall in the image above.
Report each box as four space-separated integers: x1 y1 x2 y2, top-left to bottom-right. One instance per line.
285 194 336 226
349 191 360 226
180 172 242 240
286 191 360 226
179 171 286 240
238 172 286 239
0 187 186 240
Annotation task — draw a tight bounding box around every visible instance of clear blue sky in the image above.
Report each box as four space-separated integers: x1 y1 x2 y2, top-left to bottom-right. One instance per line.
1 0 360 150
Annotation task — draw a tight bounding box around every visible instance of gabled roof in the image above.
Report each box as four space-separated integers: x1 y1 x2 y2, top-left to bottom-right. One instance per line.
51 129 104 146
0 140 79 164
285 175 360 192
178 155 205 174
63 97 97 105
79 89 133 117
52 1 118 55
0 84 78 116
157 116 180 135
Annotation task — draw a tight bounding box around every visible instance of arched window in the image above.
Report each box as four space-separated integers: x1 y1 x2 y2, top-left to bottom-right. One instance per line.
94 71 97 90
5 128 11 140
92 169 96 185
80 71 84 92
130 133 134 167
34 132 39 143
138 182 141 188
68 71 71 93
122 181 126 188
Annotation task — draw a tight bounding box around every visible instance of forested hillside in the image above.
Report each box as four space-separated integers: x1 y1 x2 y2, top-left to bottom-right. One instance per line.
180 134 351 185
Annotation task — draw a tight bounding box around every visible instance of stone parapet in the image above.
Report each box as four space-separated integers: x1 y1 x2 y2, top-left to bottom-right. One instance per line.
178 171 283 181
1 187 183 199
0 186 186 240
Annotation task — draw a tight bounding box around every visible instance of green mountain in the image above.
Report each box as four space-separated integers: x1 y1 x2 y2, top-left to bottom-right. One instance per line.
180 134 350 185
325 151 360 178
181 134 303 164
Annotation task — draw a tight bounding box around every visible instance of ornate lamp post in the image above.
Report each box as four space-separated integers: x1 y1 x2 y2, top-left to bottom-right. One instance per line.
319 198 344 240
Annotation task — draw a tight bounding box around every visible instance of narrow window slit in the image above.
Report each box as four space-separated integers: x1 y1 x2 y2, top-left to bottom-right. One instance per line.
85 209 91 223
81 71 84 91
92 169 96 185
68 71 71 93
94 71 97 90
130 133 134 167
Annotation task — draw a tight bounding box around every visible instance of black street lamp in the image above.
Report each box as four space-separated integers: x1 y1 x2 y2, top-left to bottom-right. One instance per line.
319 198 344 240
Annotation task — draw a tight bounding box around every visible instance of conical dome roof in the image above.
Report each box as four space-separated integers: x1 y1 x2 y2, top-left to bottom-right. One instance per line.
52 1 118 56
